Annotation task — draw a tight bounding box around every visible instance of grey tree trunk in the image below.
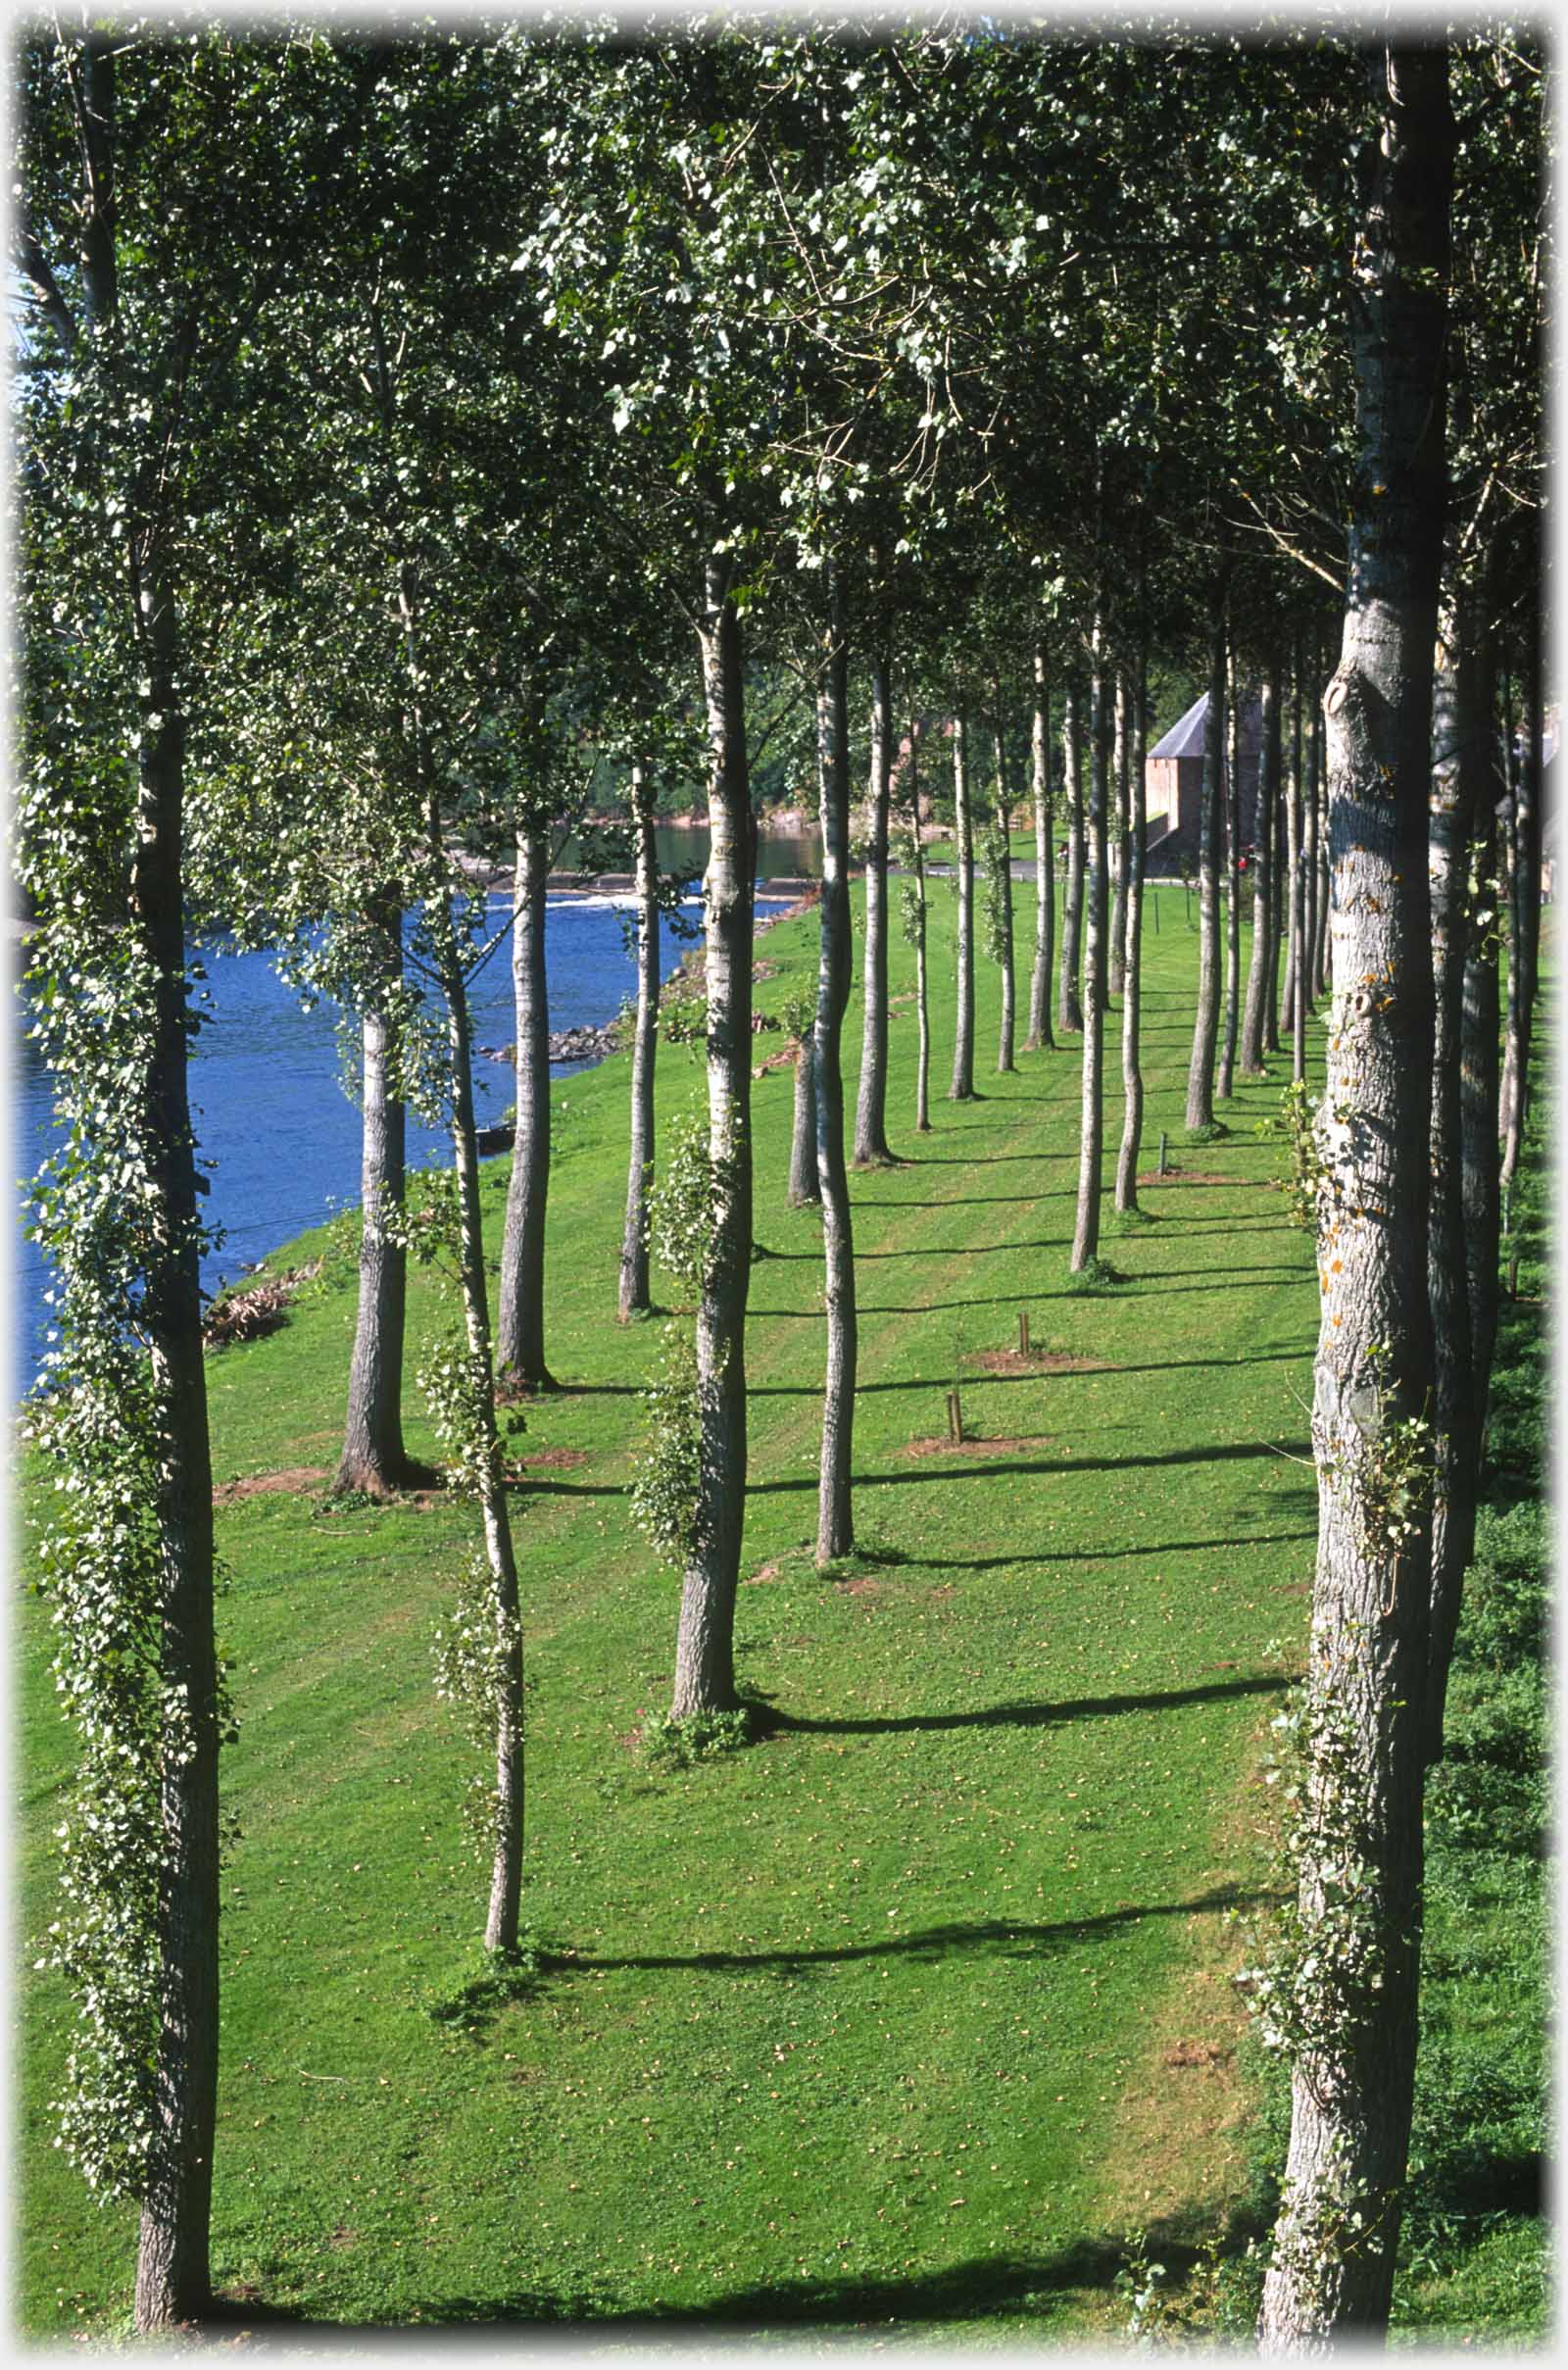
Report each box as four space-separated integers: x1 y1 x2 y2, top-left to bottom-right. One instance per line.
1460 667 1502 1453
1057 674 1085 1035
671 556 754 1717
1424 590 1480 1765
1302 636 1321 1014
1500 570 1543 1186
993 712 1016 1073
908 724 932 1132
949 712 976 1099
497 824 555 1391
789 1034 820 1205
337 892 415 1493
1026 648 1055 1051
1107 667 1131 998
1312 712 1333 1002
618 773 660 1321
1218 639 1242 1100
1257 42 1450 2349
130 575 220 2337
1070 611 1109 1270
1242 662 1278 1075
1115 648 1148 1212
1185 593 1226 1131
854 649 895 1165
814 575 858 1564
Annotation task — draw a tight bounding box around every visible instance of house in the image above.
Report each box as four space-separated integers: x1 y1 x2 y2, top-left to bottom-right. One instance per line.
1144 689 1263 875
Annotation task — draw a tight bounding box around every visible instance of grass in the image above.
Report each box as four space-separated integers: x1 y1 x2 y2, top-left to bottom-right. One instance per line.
12 889 1545 2345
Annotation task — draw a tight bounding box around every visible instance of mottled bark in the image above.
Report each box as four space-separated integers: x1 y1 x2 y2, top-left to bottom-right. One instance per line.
1025 648 1055 1052
130 572 220 2335
993 711 1016 1073
1242 661 1278 1075
1108 667 1131 998
813 575 858 1564
1185 592 1226 1130
788 1034 820 1206
1057 674 1085 1035
1312 707 1333 1002
949 712 976 1100
670 556 753 1717
618 773 660 1321
1218 638 1242 1100
1114 649 1148 1211
1258 43 1450 2350
497 824 555 1391
337 892 415 1493
908 724 932 1132
1288 654 1307 1078
854 649 895 1165
1070 612 1108 1269
1460 687 1502 1451
1424 592 1480 1764
1500 568 1543 1186
1302 635 1322 1013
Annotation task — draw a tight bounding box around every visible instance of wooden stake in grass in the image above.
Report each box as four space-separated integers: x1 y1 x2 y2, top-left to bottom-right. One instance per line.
1018 1310 1030 1356
1158 1130 1168 1177
947 1389 965 1444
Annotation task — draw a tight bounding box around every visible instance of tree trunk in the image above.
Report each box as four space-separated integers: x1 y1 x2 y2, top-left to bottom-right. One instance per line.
618 772 660 1321
1026 647 1055 1051
1257 42 1450 2349
1070 609 1108 1269
908 724 932 1132
1460 646 1502 1453
1424 588 1480 1765
949 711 976 1099
130 575 220 2336
854 648 895 1165
337 891 415 1493
1312 696 1333 1003
1302 629 1322 1013
993 711 1016 1073
1289 650 1308 1079
814 572 858 1565
1185 589 1226 1131
497 824 556 1391
1499 563 1543 1186
1242 658 1278 1075
788 1034 820 1205
1057 673 1085 1035
1108 667 1131 998
1115 646 1148 1211
1218 637 1242 1100
671 555 753 1717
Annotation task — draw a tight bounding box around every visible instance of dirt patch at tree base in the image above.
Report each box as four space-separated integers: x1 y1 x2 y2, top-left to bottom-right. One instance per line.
1136 1168 1235 1187
513 1446 589 1471
967 1349 1107 1377
213 1466 329 1503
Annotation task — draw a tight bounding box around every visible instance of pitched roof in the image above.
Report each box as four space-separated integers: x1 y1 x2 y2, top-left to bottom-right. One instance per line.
1149 689 1263 764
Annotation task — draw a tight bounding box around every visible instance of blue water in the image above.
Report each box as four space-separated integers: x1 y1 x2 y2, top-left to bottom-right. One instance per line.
13 891 773 1397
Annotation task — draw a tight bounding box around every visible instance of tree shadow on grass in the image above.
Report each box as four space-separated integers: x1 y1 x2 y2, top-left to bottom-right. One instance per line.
901 1526 1317 1572
749 1436 1312 1494
206 2225 1225 2343
760 1669 1290 1740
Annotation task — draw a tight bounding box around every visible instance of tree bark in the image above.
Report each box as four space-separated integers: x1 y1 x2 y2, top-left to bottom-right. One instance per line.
1499 560 1543 1186
949 710 976 1099
1025 647 1055 1051
497 823 556 1390
671 555 753 1717
1185 588 1226 1131
1218 636 1242 1100
337 891 416 1492
1460 647 1502 1453
788 1033 820 1205
814 571 858 1564
1424 588 1480 1765
1070 609 1108 1270
1302 628 1321 1013
1257 42 1450 2349
1288 649 1308 1078
1108 667 1131 998
618 770 660 1320
1057 673 1085 1035
993 710 1016 1073
854 647 895 1164
130 571 220 2336
1242 657 1278 1075
907 722 932 1132
1312 684 1333 1003
1114 646 1148 1211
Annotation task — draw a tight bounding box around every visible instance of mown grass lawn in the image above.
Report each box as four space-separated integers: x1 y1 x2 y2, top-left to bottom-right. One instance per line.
13 881 1370 2343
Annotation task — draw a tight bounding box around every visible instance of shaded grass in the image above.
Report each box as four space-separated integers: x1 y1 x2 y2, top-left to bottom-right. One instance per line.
14 890 1523 2344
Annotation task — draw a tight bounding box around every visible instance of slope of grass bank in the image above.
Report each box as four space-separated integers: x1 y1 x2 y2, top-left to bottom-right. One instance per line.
13 893 1541 2345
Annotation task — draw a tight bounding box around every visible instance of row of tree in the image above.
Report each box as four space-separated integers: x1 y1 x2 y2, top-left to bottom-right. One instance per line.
16 14 1544 2347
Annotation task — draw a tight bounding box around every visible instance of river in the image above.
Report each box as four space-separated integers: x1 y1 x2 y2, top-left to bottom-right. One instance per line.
13 864 805 1397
